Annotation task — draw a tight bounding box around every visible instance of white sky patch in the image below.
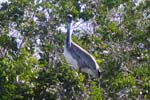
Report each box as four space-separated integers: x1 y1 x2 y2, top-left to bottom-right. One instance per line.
33 50 41 60
44 9 50 22
34 0 42 4
8 22 23 48
57 24 66 33
73 18 94 34
33 45 42 60
35 35 41 45
80 4 86 12
57 18 94 35
0 0 8 4
133 0 145 6
0 0 9 8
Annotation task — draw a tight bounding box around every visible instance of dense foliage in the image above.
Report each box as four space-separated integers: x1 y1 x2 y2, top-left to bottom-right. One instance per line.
0 0 149 99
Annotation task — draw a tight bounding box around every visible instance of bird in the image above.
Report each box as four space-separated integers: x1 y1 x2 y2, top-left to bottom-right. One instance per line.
63 14 101 77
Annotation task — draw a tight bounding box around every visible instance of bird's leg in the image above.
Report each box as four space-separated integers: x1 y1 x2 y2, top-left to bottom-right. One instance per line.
98 78 101 88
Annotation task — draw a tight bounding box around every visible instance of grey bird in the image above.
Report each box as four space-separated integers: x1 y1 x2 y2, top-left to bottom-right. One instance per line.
63 14 101 77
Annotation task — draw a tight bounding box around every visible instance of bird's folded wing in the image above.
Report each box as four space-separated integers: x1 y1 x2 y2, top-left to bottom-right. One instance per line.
69 42 98 70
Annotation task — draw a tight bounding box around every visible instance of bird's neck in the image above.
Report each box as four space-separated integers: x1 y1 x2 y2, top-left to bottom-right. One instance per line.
66 22 72 48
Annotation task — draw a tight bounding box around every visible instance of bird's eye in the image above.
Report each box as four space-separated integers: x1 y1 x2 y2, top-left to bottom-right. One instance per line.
66 17 71 22
66 14 73 23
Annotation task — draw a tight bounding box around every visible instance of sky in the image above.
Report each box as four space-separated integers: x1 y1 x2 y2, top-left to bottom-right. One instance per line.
0 0 8 7
0 0 7 3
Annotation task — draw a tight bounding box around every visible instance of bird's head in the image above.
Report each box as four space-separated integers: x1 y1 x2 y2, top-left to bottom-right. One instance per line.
66 14 73 23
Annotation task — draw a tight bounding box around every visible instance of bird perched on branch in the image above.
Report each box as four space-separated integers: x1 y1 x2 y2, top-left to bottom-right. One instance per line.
63 14 101 77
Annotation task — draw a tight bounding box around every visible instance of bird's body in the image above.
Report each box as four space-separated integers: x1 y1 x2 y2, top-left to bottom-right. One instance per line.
63 14 100 77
